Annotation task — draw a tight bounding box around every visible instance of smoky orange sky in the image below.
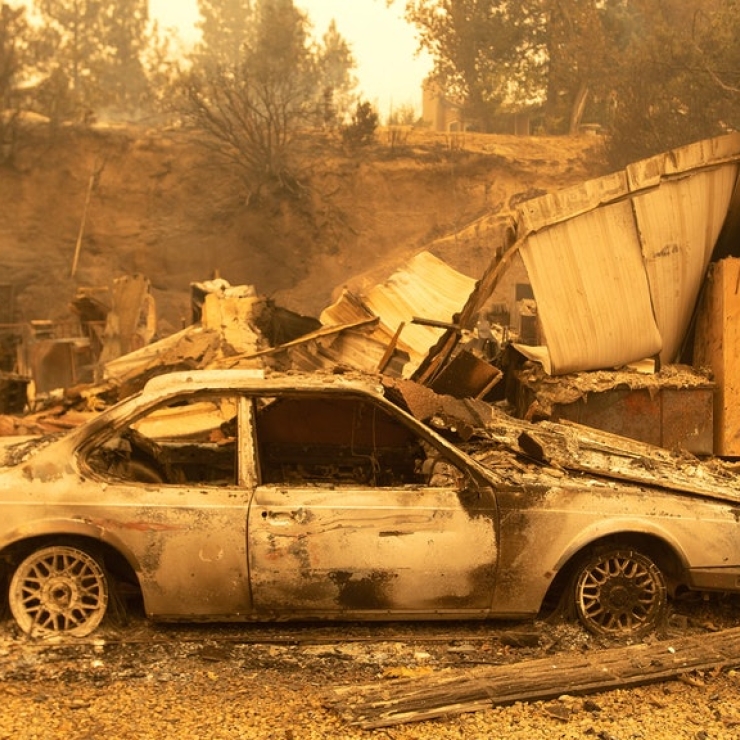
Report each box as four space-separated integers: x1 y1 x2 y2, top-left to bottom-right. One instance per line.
150 0 432 116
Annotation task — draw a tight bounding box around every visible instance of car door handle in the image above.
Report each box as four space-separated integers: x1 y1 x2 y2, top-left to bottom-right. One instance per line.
261 509 308 524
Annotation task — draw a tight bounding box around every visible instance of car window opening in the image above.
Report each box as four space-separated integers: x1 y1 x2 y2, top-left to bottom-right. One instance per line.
255 395 461 488
87 395 239 486
85 393 464 489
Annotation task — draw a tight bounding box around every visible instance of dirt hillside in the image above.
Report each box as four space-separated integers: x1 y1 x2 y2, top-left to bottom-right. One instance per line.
1 123 606 334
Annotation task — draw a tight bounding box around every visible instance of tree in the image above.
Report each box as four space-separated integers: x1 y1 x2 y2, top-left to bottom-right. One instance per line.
35 0 100 109
194 0 255 70
180 0 322 201
403 0 622 133
603 0 740 167
316 20 356 128
341 99 378 148
140 23 182 120
405 0 535 131
29 0 151 120
542 0 620 134
95 0 150 114
0 3 26 163
400 0 740 153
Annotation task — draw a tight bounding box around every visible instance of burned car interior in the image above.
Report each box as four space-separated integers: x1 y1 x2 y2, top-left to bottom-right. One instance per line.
87 394 240 486
255 395 428 486
87 391 463 489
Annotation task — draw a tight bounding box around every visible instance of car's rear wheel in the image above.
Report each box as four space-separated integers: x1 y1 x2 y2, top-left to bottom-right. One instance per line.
8 545 109 637
573 548 667 637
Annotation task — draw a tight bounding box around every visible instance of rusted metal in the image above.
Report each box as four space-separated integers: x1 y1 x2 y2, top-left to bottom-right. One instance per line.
428 349 502 400
538 385 712 455
511 365 714 455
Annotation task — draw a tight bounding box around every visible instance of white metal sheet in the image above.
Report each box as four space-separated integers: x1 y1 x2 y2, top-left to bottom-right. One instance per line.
321 251 476 376
634 164 739 364
519 200 663 374
514 132 740 375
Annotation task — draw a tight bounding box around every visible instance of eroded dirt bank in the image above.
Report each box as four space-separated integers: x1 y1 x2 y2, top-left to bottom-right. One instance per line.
1 124 604 333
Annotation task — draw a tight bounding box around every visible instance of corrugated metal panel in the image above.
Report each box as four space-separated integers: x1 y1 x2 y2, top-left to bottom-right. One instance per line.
364 251 475 357
519 200 663 374
513 132 740 375
313 330 408 375
319 290 374 326
517 171 628 233
321 251 476 376
626 132 740 188
635 164 739 364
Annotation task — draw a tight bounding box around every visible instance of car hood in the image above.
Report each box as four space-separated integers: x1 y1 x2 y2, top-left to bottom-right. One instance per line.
463 418 740 507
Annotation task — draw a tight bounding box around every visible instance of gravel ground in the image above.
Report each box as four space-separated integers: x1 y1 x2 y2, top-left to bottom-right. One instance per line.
1 595 739 739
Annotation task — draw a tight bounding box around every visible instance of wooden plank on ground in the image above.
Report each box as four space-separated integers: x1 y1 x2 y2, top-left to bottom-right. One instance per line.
326 627 740 729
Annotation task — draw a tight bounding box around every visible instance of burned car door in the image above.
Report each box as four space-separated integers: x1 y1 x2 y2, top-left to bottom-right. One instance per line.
246 394 498 617
83 392 252 619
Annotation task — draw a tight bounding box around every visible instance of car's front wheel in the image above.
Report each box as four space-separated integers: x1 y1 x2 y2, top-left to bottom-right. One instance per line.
572 548 667 637
8 544 109 637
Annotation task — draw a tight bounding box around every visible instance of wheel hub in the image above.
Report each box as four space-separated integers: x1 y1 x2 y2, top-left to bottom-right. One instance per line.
44 578 78 611
602 580 637 610
575 549 667 637
9 545 110 637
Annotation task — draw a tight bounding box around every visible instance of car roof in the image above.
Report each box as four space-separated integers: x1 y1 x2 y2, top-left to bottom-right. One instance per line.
140 369 387 399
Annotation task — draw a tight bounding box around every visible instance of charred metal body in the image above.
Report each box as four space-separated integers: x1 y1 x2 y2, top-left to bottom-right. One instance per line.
1 369 739 639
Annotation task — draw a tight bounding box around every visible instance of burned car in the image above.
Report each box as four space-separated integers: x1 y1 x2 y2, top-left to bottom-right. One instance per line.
0 369 739 639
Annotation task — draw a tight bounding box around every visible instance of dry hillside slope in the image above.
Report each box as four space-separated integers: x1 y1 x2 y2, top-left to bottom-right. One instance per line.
1 123 605 333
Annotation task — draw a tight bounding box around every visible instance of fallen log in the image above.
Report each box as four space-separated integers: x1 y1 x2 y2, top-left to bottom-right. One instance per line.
326 627 740 729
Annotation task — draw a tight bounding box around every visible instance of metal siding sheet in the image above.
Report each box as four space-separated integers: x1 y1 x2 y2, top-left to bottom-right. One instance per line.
634 164 740 364
627 132 740 188
514 133 740 375
365 252 476 360
321 253 474 345
517 171 629 234
319 291 374 326
317 331 397 374
320 252 475 375
519 200 663 374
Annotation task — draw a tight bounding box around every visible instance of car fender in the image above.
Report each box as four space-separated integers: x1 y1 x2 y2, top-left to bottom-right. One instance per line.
0 517 142 574
548 515 691 576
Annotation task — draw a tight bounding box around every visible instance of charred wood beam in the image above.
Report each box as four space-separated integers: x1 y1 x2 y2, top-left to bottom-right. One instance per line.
410 316 462 333
326 627 740 729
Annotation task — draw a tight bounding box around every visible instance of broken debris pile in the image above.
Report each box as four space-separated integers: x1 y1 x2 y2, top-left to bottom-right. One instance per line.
3 133 740 462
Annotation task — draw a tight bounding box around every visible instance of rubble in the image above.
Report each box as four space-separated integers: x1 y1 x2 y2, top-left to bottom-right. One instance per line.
509 362 715 455
2 133 740 474
2 132 740 738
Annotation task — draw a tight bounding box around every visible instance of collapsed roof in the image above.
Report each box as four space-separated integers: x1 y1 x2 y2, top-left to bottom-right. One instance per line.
442 132 740 377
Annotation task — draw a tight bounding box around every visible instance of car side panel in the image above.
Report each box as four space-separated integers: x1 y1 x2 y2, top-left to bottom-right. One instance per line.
0 468 253 620
247 484 498 617
492 483 740 614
